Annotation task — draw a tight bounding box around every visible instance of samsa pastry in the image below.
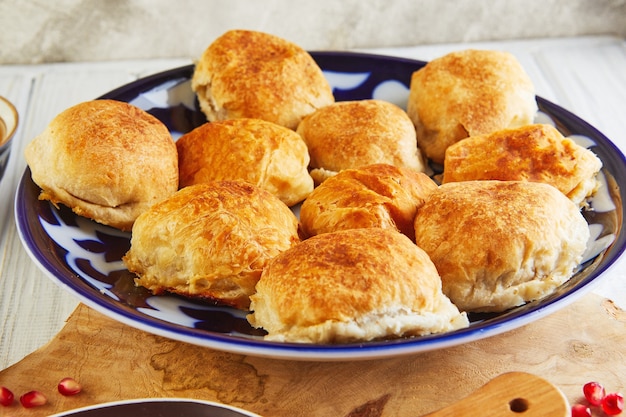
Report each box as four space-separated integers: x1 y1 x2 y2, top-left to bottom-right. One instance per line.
248 228 469 343
300 164 437 240
296 99 428 184
192 29 334 130
24 99 178 231
414 180 589 313
177 118 313 206
123 181 300 310
442 124 602 207
407 49 537 164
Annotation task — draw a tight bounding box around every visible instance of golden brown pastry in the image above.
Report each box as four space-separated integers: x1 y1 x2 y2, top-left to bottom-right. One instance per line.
406 49 537 164
248 228 469 343
177 118 313 206
123 181 300 310
414 180 589 313
192 29 334 130
442 124 602 207
300 164 437 240
24 99 178 231
296 99 428 184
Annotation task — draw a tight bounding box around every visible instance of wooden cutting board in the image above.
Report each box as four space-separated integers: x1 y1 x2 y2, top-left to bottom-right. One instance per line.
1 293 625 417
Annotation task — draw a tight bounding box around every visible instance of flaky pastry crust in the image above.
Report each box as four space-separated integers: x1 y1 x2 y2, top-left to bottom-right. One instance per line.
442 124 602 207
407 49 537 164
24 99 178 231
414 180 589 313
192 30 334 130
296 99 428 183
123 181 300 310
300 164 437 240
248 228 468 343
177 118 313 206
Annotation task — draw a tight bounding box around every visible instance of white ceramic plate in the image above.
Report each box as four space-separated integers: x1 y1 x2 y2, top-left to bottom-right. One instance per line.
15 52 626 360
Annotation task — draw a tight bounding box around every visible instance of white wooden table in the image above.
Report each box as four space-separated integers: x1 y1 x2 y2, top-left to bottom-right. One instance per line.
1 36 625 370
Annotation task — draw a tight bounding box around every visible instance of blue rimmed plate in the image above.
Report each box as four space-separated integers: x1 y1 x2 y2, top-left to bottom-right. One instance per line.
15 52 626 360
49 398 261 417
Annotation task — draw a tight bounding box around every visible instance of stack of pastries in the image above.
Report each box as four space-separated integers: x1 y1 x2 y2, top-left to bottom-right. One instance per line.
23 30 604 344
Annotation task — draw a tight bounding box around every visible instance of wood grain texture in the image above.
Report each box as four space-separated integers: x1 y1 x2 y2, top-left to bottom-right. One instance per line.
422 372 569 417
0 294 624 417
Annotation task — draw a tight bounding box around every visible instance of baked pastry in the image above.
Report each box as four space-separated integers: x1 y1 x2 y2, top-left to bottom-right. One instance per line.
296 99 428 184
192 29 334 130
123 181 300 310
24 99 178 231
177 118 313 206
442 124 602 207
414 180 589 313
248 228 469 343
300 164 437 240
406 49 537 164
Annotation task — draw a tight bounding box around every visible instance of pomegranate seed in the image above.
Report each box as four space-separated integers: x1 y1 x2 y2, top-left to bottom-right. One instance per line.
571 404 592 417
0 386 14 406
58 377 82 396
20 390 47 408
583 381 606 406
602 392 624 416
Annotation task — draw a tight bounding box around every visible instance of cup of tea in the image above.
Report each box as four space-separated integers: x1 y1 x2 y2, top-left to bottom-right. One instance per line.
0 95 18 178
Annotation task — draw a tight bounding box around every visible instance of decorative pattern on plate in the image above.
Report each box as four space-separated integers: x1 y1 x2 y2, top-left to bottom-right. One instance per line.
15 52 626 360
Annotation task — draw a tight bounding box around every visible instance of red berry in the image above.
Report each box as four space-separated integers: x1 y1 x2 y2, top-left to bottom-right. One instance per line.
602 392 624 416
571 404 592 417
583 381 606 406
19 390 47 408
58 377 82 396
0 386 14 406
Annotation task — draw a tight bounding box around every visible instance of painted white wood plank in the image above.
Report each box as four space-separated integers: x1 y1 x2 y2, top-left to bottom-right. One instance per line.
0 73 37 370
530 38 626 151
